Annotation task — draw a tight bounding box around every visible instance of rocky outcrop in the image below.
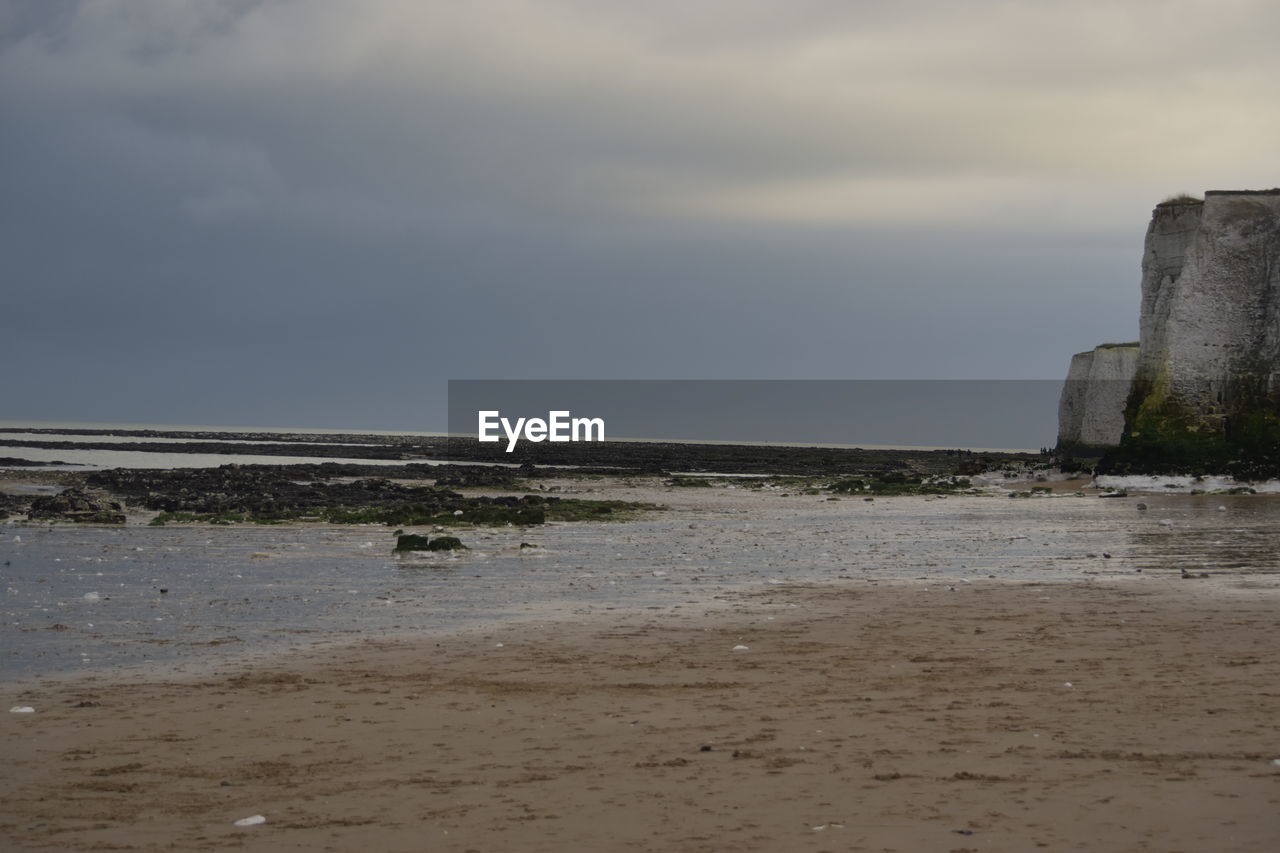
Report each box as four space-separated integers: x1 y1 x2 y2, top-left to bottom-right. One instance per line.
1062 189 1280 476
28 488 126 524
1057 343 1139 450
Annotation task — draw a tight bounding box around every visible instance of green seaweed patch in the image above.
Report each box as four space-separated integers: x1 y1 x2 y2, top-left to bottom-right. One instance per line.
667 476 713 487
828 475 972 496
150 510 255 526
1101 402 1280 480
544 498 664 522
148 497 663 527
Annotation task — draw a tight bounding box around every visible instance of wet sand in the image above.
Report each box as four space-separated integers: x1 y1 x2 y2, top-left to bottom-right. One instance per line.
4 573 1280 852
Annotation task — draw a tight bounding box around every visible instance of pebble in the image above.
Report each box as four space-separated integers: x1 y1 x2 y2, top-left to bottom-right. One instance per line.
233 815 266 827
9 706 35 714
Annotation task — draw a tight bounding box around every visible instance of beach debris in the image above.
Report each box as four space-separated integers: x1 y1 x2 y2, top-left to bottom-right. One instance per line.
82 592 100 601
732 644 750 652
233 815 266 827
1218 505 1227 512
1271 758 1280 767
1158 519 1174 527
453 509 464 516
1063 682 1073 688
9 706 35 714
519 542 538 548
494 643 504 648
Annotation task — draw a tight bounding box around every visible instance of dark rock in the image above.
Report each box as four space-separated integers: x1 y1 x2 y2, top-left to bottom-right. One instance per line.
0 457 70 467
433 465 519 488
395 534 467 552
394 534 433 551
28 488 125 524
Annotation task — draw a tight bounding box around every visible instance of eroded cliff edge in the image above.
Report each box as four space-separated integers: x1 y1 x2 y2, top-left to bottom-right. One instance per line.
1062 189 1280 478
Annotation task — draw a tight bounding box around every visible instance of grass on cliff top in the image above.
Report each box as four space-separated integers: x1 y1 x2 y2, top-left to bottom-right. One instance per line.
1157 193 1203 206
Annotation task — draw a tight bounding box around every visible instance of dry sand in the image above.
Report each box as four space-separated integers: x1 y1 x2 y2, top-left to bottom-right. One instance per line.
4 574 1280 852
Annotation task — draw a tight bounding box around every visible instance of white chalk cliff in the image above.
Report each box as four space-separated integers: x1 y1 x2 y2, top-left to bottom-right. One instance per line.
1132 190 1280 423
1058 189 1280 455
1057 344 1139 449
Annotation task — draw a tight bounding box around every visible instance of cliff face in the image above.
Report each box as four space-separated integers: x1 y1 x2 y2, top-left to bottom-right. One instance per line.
1057 344 1139 450
1070 189 1280 476
1132 190 1280 423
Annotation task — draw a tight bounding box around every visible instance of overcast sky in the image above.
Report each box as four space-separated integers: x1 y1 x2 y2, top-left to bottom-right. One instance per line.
2 0 1276 431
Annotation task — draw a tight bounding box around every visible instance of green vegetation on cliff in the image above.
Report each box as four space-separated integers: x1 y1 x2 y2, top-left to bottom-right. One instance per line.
1099 377 1280 479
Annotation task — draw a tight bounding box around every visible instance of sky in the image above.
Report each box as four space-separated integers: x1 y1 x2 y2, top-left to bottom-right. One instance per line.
2 0 1277 433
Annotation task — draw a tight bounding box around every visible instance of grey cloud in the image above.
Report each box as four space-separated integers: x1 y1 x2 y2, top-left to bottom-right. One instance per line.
0 1 1270 430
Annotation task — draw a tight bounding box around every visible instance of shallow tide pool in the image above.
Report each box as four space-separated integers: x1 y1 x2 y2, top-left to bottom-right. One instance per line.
2 493 1277 682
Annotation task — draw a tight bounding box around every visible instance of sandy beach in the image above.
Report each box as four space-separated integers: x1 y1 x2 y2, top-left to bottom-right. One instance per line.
4 565 1280 852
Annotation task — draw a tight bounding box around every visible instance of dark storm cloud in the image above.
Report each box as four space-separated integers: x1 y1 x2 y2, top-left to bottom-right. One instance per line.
1 1 1276 433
